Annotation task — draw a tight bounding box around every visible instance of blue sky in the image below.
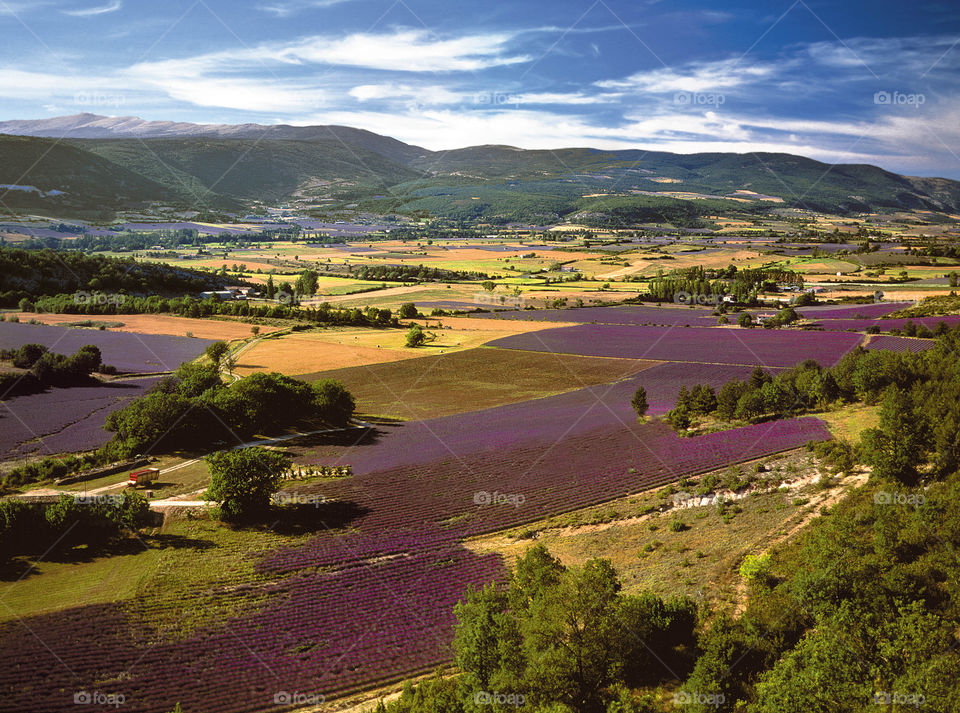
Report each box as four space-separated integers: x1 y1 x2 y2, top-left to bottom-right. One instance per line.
1 0 959 176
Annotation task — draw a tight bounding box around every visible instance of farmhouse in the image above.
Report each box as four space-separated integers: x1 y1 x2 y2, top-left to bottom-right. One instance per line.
199 290 236 300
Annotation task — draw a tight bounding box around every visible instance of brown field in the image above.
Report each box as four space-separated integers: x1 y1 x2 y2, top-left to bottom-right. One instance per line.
302 284 430 305
233 317 578 377
187 259 279 272
301 346 660 420
233 334 417 375
618 249 767 277
11 313 279 341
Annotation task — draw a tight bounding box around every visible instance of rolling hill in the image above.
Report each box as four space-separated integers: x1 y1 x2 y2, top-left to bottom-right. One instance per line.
1 113 959 221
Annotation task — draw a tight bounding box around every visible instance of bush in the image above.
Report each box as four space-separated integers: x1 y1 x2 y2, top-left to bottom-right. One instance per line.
206 447 291 521
397 302 419 319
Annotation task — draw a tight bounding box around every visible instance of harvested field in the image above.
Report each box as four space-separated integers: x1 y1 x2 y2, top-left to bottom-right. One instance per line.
487 324 862 368
233 333 416 375
301 348 661 420
10 313 278 341
234 318 575 375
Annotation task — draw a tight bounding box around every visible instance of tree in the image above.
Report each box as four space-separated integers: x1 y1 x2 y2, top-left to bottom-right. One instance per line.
105 391 205 456
250 326 260 336
861 386 928 485
312 379 356 427
397 302 418 319
454 583 508 691
521 559 624 713
734 389 766 421
748 366 772 389
294 269 319 297
12 343 47 368
665 405 692 431
631 386 649 419
205 341 230 367
481 281 496 292
737 312 753 328
716 380 748 421
761 379 795 415
405 324 427 348
205 447 291 521
266 274 275 299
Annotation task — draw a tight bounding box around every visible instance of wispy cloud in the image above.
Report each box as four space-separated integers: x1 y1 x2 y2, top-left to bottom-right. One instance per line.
62 0 122 17
127 27 530 78
257 0 355 17
597 57 785 94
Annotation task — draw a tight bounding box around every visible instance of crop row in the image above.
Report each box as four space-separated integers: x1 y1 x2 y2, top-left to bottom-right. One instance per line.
486 324 862 367
864 336 935 353
268 417 831 572
0 547 505 713
0 378 159 457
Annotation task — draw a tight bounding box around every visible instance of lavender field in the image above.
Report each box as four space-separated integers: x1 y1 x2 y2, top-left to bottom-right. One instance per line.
0 322 212 373
0 407 829 712
325 361 759 475
0 378 160 457
487 324 862 367
808 315 960 332
471 304 721 326
864 336 936 353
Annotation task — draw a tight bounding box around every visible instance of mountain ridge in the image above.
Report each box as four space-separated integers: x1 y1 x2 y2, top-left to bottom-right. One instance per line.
2 114 959 221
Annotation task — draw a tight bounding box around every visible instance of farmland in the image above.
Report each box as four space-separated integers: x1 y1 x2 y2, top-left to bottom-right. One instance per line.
1 207 960 713
7 313 280 341
0 377 160 457
304 348 660 420
232 317 577 376
487 323 863 367
0 322 213 373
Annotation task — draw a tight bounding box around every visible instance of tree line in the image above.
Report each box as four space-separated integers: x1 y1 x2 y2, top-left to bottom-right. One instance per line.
0 246 237 306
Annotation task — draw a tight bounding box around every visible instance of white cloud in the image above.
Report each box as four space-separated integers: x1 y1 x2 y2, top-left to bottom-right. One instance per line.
513 92 620 105
281 29 530 72
257 0 354 17
597 57 783 94
349 84 463 104
62 0 122 17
